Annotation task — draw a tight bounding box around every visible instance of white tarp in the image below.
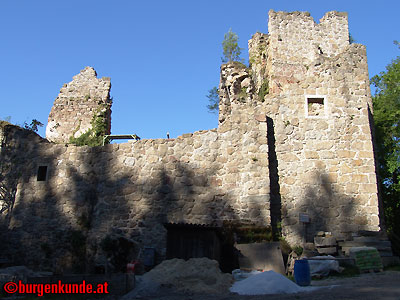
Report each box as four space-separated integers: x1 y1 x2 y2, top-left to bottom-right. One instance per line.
308 256 340 277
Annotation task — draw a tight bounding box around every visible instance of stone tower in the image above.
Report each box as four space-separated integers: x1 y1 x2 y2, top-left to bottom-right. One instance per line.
46 67 112 143
219 10 380 244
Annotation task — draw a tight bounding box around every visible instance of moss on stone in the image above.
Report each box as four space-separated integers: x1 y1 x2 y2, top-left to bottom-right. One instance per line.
258 79 269 102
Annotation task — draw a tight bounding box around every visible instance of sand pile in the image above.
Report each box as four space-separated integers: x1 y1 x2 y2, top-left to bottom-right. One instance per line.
231 270 317 295
122 257 232 298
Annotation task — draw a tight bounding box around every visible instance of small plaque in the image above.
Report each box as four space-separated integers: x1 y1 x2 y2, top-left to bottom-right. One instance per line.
299 213 310 223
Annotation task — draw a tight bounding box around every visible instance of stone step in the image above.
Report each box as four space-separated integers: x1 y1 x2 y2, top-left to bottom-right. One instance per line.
353 236 389 243
341 246 393 257
339 240 392 248
356 230 387 238
316 247 337 255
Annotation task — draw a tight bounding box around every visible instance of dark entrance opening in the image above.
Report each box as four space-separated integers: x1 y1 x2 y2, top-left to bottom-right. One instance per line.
165 223 242 273
165 223 221 262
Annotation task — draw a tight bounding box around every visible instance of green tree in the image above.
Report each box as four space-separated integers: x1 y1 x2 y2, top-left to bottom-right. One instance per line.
221 28 244 63
206 86 219 113
371 41 400 240
24 119 43 132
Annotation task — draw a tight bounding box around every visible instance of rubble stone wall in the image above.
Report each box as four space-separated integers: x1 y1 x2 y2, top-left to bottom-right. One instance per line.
0 9 382 271
1 108 270 270
45 67 112 144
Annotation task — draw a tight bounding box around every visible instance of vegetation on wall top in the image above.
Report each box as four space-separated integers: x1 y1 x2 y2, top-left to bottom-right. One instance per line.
69 104 109 147
221 28 244 63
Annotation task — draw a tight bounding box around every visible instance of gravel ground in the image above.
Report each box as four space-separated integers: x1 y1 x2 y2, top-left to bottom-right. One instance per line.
122 271 400 300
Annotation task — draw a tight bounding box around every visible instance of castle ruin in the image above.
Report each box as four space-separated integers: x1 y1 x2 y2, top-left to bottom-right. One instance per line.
0 10 382 272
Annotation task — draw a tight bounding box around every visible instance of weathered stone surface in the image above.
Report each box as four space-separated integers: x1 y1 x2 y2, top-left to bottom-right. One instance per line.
314 236 337 247
317 247 338 255
0 9 381 272
46 67 112 143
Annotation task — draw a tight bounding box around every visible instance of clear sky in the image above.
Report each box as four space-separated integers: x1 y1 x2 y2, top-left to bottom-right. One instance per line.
1 0 399 140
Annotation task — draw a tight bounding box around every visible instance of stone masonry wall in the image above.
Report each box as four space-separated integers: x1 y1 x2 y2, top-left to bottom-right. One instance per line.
46 67 112 143
1 99 270 271
0 9 382 271
246 10 380 244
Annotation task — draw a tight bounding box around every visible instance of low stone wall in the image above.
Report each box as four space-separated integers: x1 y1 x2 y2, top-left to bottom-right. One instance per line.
1 115 270 271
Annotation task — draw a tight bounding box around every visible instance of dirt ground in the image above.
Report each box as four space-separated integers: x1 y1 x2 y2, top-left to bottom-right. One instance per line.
122 270 400 300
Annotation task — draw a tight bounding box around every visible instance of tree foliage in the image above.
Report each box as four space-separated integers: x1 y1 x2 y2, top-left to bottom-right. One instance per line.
206 29 243 113
221 28 244 63
371 41 400 236
24 119 43 132
206 86 219 113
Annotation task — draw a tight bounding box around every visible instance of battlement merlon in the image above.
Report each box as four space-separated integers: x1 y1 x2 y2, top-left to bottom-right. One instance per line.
267 10 349 61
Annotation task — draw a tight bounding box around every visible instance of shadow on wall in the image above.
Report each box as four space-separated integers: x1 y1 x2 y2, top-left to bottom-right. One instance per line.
0 126 132 274
0 126 70 271
2 130 274 273
79 154 254 273
116 160 243 271
367 104 385 230
286 170 359 244
267 117 282 239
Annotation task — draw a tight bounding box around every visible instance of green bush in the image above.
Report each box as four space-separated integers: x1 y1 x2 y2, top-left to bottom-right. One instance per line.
69 105 109 147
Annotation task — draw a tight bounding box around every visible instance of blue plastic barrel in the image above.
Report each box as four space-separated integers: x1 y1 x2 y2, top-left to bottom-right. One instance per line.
294 259 311 286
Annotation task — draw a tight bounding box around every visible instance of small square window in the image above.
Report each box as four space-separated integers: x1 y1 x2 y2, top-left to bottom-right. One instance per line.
305 96 326 118
37 166 48 181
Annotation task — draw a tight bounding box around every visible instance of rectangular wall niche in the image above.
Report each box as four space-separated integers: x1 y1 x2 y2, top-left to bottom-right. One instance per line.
37 166 48 181
306 96 326 117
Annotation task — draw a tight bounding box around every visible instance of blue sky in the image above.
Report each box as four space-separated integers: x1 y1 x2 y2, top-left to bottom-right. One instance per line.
1 0 399 140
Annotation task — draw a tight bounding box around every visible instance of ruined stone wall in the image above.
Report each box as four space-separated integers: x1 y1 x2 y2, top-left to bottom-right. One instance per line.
246 10 380 244
0 9 382 271
2 105 270 271
267 10 349 63
46 67 112 143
